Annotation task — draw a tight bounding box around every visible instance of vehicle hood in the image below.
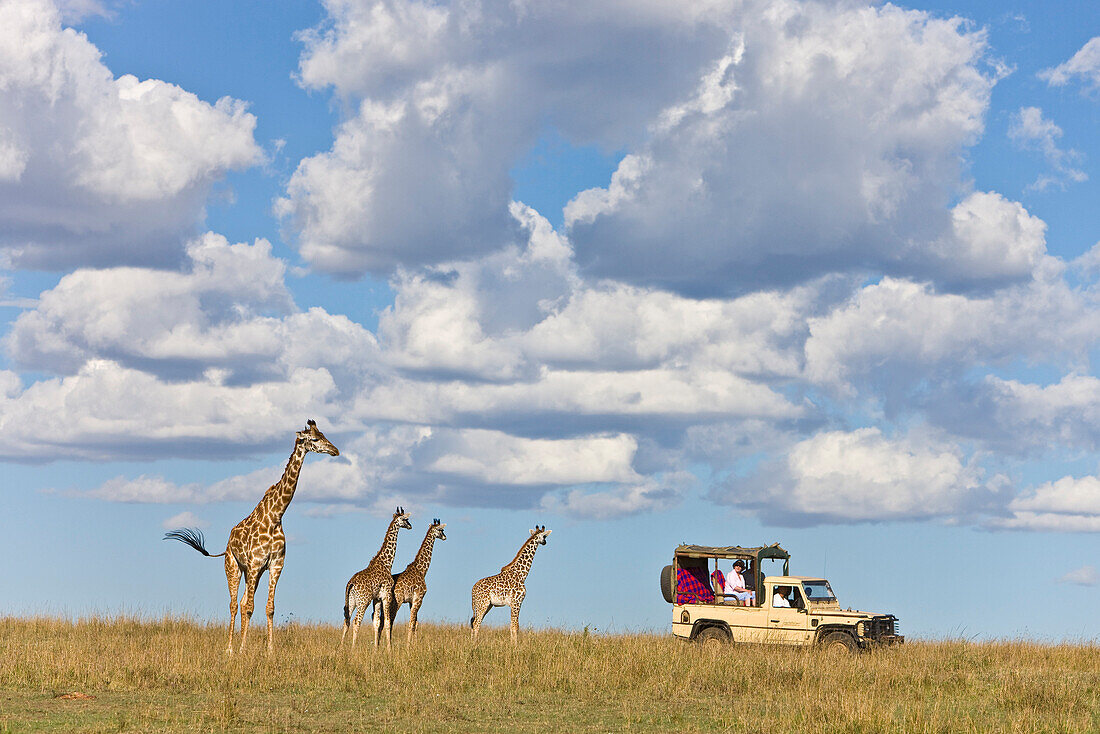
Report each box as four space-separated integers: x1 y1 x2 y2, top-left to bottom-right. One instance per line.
808 605 879 619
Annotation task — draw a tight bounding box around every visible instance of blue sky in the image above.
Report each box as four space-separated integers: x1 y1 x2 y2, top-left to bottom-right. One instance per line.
1 0 1098 641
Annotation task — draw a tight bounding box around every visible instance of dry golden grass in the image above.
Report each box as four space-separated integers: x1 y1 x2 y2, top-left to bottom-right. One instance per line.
1 616 1098 733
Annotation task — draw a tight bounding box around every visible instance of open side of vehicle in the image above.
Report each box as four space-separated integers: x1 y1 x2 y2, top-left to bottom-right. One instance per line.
661 543 903 652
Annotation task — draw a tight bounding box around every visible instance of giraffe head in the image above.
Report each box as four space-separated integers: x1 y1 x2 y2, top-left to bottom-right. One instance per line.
297 419 339 456
529 525 551 545
394 506 413 530
430 518 447 542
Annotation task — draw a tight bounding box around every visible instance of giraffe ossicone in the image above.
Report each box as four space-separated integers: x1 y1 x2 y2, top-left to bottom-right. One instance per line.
470 525 552 644
342 506 413 649
164 419 339 656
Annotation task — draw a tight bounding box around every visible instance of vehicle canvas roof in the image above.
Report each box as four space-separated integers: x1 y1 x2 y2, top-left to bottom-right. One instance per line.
674 543 789 561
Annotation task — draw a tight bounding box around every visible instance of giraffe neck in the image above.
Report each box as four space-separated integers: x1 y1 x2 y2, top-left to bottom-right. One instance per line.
257 440 308 522
502 536 540 581
375 517 402 569
410 530 438 574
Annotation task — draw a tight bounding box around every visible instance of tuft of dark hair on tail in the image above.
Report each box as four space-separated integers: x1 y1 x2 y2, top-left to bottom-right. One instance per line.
163 527 224 557
470 616 475 628
344 605 351 625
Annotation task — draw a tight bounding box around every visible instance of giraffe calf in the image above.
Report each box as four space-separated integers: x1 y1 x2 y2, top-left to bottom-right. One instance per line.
342 507 412 649
389 519 446 643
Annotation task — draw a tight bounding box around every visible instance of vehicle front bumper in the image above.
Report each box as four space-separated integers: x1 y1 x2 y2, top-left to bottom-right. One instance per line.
861 634 904 647
857 615 904 647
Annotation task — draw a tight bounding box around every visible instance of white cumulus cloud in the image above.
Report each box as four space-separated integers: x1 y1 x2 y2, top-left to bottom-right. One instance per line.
7 0 1100 533
540 472 693 520
0 0 261 268
1039 37 1100 92
566 0 998 295
6 232 380 392
161 510 208 530
940 375 1100 455
716 428 995 525
1008 106 1086 191
0 360 343 460
426 430 640 486
1058 565 1099 586
994 475 1100 533
280 0 743 276
803 271 1098 392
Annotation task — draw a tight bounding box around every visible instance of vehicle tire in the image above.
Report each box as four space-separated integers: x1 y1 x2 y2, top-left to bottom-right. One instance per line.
821 631 858 654
695 627 729 647
660 565 674 604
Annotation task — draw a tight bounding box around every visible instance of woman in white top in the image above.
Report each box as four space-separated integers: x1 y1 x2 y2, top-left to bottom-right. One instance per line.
773 586 791 607
722 560 755 605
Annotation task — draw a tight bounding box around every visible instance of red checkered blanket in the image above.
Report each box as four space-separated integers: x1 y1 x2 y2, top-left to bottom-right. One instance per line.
676 566 714 604
711 569 726 595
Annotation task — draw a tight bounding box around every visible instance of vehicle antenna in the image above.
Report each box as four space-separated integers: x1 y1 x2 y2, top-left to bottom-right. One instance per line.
822 551 827 578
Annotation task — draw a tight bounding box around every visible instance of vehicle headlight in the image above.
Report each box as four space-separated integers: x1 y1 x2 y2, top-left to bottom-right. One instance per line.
856 620 865 637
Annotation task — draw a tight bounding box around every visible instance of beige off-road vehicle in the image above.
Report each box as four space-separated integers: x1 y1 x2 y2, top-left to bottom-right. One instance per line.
660 544 903 652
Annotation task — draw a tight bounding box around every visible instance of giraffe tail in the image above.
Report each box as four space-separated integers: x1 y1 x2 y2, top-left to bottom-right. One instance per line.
343 578 354 627
162 528 226 558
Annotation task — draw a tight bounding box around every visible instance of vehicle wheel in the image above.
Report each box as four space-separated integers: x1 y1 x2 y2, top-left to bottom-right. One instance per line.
695 627 729 647
660 565 674 604
821 632 858 654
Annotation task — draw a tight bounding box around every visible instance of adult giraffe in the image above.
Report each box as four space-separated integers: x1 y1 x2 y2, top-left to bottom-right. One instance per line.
470 525 551 644
164 420 339 655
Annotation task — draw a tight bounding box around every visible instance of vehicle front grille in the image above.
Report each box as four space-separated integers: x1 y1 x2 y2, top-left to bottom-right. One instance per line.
866 615 898 639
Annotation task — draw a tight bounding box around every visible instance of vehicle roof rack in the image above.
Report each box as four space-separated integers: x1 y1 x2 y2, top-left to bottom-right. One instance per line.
674 543 789 561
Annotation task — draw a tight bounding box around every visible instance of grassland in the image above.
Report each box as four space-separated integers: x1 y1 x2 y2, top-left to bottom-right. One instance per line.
1 616 1098 733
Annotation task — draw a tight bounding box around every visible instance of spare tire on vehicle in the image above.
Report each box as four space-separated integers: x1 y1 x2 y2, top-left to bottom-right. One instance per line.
660 564 674 603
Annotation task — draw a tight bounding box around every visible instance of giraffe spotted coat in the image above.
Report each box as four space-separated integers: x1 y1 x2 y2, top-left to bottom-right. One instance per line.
342 507 412 648
388 519 446 643
470 525 551 644
164 420 339 655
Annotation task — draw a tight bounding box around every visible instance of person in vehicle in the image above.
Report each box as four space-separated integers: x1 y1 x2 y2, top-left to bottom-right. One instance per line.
773 586 791 607
723 560 755 605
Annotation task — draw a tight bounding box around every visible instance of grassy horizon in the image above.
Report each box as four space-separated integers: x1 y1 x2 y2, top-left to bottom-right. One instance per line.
2 615 1099 732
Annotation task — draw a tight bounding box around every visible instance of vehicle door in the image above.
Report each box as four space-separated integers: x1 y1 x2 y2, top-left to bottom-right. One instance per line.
766 584 813 645
729 582 774 644
726 602 768 643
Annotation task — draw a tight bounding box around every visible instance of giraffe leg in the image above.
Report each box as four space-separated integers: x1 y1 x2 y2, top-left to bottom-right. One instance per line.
265 555 284 653
471 597 491 640
224 554 241 656
341 591 353 647
510 595 525 645
371 597 383 647
386 597 400 643
351 602 367 647
408 596 422 644
343 586 360 646
239 567 261 653
381 593 394 649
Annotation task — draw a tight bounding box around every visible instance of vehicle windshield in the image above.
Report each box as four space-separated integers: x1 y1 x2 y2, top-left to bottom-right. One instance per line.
802 580 836 602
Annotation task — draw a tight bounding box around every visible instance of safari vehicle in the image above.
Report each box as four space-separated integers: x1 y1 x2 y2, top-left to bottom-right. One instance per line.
660 544 903 652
